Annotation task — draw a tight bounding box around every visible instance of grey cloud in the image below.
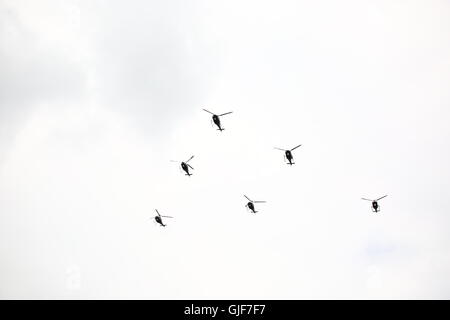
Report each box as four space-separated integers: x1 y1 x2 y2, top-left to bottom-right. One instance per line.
0 3 87 161
80 0 223 138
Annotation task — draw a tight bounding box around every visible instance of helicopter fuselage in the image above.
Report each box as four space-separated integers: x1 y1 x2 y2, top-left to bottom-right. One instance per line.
181 162 191 176
285 150 294 165
155 216 166 226
247 202 256 213
212 115 223 131
372 201 379 212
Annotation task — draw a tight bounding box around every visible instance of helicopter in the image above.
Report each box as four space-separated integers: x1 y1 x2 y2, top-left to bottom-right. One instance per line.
274 144 302 165
202 108 233 131
171 155 194 176
244 195 266 213
153 209 173 227
361 195 388 213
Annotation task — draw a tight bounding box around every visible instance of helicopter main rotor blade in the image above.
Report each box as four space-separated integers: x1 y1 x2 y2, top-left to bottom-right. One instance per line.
290 144 302 151
361 198 372 201
244 195 252 202
274 147 286 151
161 215 173 218
254 201 266 203
155 209 161 217
376 195 388 201
186 155 194 163
187 164 194 170
218 111 233 117
170 160 179 163
202 108 216 115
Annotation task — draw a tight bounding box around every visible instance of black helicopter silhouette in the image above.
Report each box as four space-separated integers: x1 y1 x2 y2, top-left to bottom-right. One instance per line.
171 155 195 176
274 144 302 165
153 209 173 227
244 195 266 213
202 109 233 131
361 195 388 213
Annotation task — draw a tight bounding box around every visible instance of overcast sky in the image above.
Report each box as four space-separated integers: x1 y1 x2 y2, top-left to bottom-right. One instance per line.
1 0 450 299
